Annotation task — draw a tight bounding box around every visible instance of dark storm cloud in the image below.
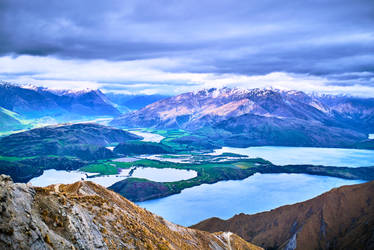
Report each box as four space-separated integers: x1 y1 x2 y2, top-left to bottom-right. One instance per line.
1 0 374 80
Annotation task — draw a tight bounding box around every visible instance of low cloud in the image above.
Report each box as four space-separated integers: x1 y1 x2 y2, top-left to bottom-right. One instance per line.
1 55 374 97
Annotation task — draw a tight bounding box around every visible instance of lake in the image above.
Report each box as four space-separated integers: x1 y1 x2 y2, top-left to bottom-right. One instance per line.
29 167 197 187
132 167 197 182
29 169 130 187
213 146 374 167
137 173 363 226
127 130 165 143
145 154 193 163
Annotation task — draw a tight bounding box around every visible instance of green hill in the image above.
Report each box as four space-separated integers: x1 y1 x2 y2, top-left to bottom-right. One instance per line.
0 107 28 132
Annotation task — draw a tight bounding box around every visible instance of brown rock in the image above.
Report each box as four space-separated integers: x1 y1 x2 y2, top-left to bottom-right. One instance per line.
192 181 374 250
0 175 261 250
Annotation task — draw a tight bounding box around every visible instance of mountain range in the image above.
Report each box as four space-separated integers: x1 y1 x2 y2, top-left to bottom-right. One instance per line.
111 88 374 148
0 82 168 131
0 175 261 250
192 180 374 250
0 82 120 120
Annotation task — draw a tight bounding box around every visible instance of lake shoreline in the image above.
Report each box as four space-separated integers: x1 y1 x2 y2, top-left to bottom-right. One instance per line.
108 160 374 202
137 173 364 226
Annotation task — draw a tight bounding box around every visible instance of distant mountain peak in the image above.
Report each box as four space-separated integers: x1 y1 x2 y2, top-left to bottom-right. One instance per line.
0 81 121 119
110 86 373 147
48 88 101 96
193 87 302 99
0 81 100 96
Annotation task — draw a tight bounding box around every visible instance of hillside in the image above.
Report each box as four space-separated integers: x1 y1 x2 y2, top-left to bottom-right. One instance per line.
0 123 141 159
110 88 372 148
354 139 374 150
192 181 374 250
113 141 175 155
0 175 261 250
105 92 168 112
0 107 26 132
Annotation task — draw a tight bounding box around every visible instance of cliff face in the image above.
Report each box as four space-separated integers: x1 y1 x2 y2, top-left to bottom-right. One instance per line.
0 175 261 250
192 181 374 250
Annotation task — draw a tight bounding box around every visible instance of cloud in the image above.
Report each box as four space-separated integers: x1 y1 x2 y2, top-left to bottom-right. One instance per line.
1 55 374 97
0 0 373 95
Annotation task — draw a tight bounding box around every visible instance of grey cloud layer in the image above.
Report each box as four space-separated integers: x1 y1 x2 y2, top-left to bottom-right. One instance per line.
1 0 374 84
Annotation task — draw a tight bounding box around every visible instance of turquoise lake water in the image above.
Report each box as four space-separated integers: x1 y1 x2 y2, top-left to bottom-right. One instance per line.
127 130 165 143
29 167 197 187
137 173 363 226
213 146 374 167
30 143 373 227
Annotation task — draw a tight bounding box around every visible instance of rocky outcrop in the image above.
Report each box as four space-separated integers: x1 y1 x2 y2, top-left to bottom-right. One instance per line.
192 181 374 250
0 175 261 250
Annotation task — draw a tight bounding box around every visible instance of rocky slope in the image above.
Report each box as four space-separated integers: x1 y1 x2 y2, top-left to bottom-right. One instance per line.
110 88 373 148
0 175 261 250
192 181 374 250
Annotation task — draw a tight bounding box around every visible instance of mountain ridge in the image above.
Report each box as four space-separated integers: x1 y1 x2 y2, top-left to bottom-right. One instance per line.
192 180 374 250
0 82 121 122
110 87 373 148
0 174 261 250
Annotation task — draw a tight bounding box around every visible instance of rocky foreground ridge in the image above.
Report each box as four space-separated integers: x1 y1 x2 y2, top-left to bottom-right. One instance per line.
0 175 261 250
192 181 374 250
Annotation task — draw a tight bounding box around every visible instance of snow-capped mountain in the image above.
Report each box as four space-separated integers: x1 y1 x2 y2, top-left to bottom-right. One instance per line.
0 82 121 120
111 87 374 148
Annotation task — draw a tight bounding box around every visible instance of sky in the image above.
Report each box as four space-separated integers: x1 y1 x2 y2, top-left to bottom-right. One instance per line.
0 0 373 96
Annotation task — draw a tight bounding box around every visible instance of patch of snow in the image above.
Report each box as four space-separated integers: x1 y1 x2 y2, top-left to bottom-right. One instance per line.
310 101 329 113
48 88 96 96
222 232 233 250
20 84 40 91
285 233 297 250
